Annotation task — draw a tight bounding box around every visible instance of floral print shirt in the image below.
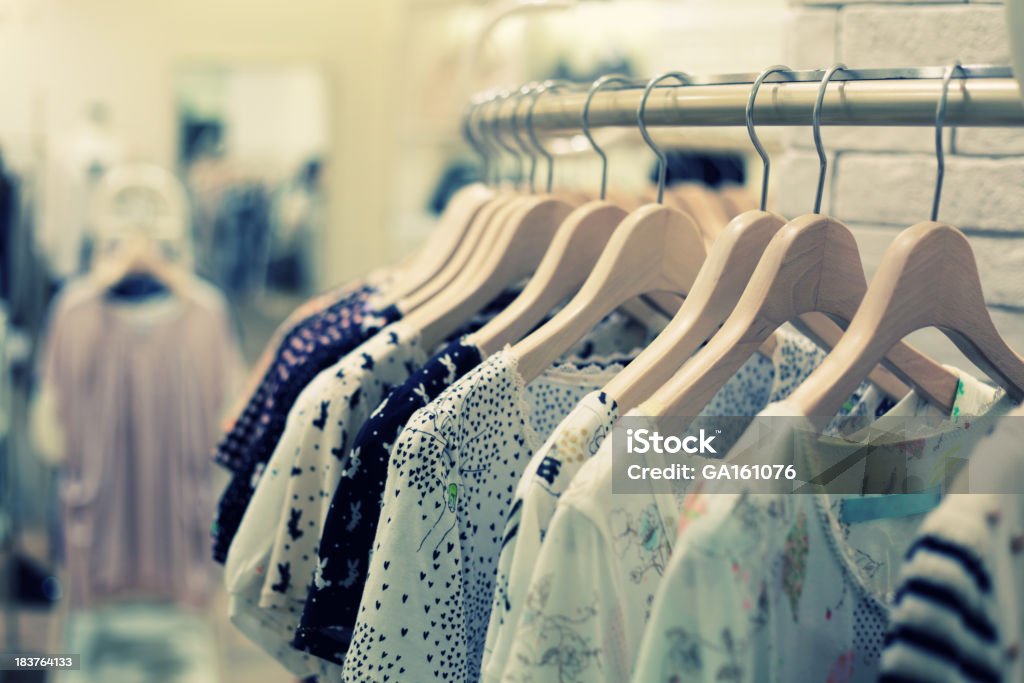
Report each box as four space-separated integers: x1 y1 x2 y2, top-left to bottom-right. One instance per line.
498 332 833 683
483 330 827 682
631 371 1008 683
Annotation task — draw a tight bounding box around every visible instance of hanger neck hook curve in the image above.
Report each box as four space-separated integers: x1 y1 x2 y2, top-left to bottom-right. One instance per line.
465 97 490 186
490 90 525 189
639 71 690 205
933 62 966 222
480 92 506 186
527 79 570 194
583 74 633 201
512 83 541 194
747 65 794 211
812 64 846 214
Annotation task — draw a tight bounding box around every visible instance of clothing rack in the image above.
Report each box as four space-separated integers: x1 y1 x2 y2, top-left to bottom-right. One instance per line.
475 65 1024 133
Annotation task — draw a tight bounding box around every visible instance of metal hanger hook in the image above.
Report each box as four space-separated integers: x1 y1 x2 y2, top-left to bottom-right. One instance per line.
583 74 634 201
477 91 505 186
463 97 491 186
490 89 525 189
933 62 967 222
639 71 691 204
528 79 570 193
812 64 847 214
747 65 794 211
511 83 542 194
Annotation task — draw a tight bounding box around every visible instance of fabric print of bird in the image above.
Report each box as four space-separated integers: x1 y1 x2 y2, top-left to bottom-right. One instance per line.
406 382 491 557
609 504 670 582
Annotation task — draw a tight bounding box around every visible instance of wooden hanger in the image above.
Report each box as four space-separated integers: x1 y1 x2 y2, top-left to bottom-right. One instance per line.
602 210 786 413
510 72 707 383
382 99 498 302
399 87 538 313
644 65 956 420
470 75 640 356
643 214 958 418
91 230 190 296
384 184 494 302
790 64 1024 423
401 82 579 349
398 192 518 312
792 222 1024 422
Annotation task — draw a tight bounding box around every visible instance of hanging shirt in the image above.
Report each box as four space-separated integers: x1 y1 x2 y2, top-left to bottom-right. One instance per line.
498 333 836 683
340 346 646 683
630 372 1008 683
223 286 522 676
880 404 1024 683
225 321 425 676
37 276 242 607
291 311 653 669
222 271 389 434
212 285 400 563
484 330 837 682
292 337 484 665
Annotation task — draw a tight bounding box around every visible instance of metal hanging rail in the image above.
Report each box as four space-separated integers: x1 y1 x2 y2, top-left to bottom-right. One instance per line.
476 65 1024 132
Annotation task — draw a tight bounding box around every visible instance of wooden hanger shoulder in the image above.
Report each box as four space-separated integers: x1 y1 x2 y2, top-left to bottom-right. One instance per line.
469 200 627 357
645 214 958 419
511 203 705 383
603 210 786 412
398 193 517 312
384 183 494 301
403 194 576 350
791 221 1024 421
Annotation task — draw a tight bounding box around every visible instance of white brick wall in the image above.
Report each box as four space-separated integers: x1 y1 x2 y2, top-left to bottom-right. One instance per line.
783 0 1024 370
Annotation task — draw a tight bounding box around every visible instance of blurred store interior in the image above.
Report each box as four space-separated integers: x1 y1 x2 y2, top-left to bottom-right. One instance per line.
0 2 790 681
40 0 1024 682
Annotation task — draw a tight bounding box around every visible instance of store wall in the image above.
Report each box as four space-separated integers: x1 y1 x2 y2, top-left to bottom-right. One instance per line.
0 0 405 286
777 0 1024 367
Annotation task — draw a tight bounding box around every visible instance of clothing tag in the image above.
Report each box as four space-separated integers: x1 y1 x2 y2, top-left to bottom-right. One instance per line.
838 487 942 525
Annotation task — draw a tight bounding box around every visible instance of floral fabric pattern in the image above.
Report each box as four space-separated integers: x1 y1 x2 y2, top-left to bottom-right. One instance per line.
500 332 832 683
630 372 1007 683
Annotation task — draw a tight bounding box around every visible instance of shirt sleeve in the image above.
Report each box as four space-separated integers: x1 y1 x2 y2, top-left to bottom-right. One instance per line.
225 413 316 676
258 365 366 612
502 503 633 683
879 495 1005 683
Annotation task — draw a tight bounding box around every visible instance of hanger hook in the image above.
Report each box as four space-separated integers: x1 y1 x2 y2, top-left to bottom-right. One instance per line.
812 64 846 214
472 92 499 186
463 98 490 186
490 90 525 189
639 71 690 204
933 62 967 222
583 74 633 201
747 65 794 211
527 79 570 194
478 92 505 186
511 83 541 194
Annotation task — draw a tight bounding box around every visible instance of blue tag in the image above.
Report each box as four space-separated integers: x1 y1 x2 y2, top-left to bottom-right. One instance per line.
838 487 942 524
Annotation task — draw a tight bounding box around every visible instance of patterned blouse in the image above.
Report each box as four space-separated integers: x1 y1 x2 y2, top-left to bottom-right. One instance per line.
212 285 400 563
